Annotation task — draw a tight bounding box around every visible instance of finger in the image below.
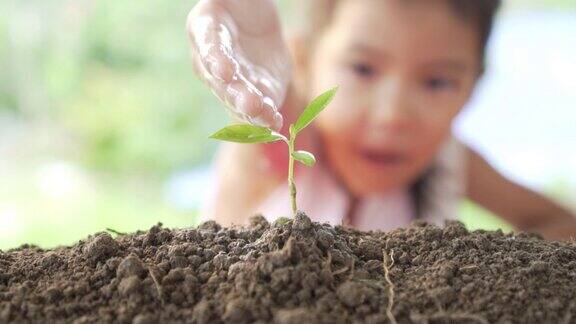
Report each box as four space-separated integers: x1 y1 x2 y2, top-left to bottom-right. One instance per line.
202 44 237 83
238 62 285 129
225 80 264 122
225 78 282 130
187 7 238 83
253 80 285 131
190 46 234 108
249 95 281 131
271 112 284 132
262 98 284 132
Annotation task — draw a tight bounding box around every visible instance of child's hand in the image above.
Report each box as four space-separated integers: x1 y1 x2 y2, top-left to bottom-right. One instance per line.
187 0 291 131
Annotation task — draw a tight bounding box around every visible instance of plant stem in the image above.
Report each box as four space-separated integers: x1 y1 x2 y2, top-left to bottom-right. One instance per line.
288 126 297 216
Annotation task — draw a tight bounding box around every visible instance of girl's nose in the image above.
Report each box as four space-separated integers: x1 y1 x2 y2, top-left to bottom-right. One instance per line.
367 79 414 132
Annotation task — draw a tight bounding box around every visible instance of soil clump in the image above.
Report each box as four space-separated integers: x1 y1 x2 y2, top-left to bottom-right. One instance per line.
1 213 575 323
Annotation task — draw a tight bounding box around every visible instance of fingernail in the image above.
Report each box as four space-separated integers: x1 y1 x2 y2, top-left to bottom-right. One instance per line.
273 112 284 131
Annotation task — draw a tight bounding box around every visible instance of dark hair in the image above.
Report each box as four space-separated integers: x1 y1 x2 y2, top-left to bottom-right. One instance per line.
444 0 502 72
411 0 501 217
300 0 501 72
410 168 435 219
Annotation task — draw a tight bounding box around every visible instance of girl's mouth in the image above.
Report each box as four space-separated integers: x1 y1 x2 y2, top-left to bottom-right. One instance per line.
360 149 407 168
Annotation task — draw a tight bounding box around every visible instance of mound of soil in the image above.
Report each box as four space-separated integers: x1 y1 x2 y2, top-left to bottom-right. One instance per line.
1 213 575 323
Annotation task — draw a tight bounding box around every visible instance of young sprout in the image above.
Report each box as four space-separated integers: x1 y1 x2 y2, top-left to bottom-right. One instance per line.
210 87 338 217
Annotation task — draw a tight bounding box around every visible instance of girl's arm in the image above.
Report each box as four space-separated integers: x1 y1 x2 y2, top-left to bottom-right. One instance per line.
210 142 283 226
465 146 576 240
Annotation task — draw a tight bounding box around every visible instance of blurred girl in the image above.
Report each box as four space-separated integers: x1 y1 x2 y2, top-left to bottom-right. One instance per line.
186 0 576 239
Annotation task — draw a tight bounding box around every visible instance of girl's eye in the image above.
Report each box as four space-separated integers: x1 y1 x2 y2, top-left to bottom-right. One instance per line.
350 62 375 78
424 77 457 91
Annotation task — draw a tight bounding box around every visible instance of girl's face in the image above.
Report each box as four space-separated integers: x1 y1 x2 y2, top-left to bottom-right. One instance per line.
307 0 481 196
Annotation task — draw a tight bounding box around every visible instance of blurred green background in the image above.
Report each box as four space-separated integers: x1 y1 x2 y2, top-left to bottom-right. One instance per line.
1 0 575 250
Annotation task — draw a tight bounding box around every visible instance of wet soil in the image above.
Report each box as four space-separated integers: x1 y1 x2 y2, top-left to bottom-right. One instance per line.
1 213 575 323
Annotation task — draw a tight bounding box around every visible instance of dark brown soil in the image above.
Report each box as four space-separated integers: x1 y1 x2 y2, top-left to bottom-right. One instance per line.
1 213 576 323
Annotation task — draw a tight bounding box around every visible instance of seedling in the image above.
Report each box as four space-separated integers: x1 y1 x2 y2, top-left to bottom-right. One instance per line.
210 87 338 217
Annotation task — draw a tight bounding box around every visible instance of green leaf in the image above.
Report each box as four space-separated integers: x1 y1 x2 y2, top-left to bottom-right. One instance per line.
292 86 338 134
292 150 316 167
210 124 286 144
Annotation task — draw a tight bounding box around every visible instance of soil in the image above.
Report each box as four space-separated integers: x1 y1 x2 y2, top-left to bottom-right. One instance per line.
1 213 576 324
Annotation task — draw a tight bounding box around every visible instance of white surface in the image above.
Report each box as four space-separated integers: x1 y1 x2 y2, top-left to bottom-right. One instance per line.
456 11 576 190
